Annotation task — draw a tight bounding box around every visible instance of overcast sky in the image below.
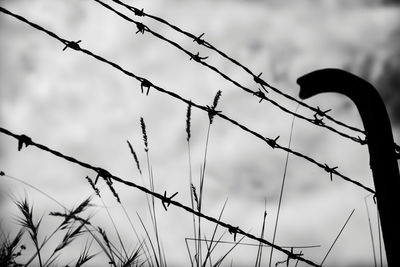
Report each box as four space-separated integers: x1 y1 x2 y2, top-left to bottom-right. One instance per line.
1 0 399 266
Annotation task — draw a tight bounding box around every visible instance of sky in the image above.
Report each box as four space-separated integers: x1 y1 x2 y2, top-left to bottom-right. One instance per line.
1 0 400 266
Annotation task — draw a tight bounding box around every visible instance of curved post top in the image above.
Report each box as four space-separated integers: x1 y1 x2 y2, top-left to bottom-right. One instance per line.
297 68 377 103
296 68 400 267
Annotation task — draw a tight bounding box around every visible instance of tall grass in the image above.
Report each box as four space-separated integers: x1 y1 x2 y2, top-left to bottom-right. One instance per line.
0 174 147 266
0 99 365 267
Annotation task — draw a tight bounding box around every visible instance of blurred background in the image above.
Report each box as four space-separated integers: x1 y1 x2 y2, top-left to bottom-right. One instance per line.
1 0 399 266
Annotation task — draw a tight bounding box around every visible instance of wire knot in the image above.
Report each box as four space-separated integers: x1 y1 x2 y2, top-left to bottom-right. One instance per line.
315 106 331 117
95 168 112 184
0 170 5 176
277 248 304 266
324 164 338 181
253 72 268 90
206 105 221 124
63 40 81 51
95 168 120 202
140 79 152 95
228 225 239 242
253 88 268 103
355 136 368 145
312 113 325 126
134 8 145 17
161 191 178 211
136 23 147 34
18 134 32 151
266 136 280 149
193 33 205 45
190 52 208 62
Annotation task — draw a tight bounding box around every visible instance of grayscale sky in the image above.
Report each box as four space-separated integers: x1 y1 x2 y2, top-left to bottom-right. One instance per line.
1 0 399 266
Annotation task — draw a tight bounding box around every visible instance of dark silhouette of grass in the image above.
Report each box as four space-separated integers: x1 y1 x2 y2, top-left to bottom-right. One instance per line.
365 195 378 267
320 209 355 265
1 173 151 266
14 198 44 267
254 200 267 267
269 104 300 267
0 226 25 267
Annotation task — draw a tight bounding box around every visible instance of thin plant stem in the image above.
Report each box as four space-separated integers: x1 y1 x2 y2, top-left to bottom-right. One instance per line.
268 104 299 267
198 123 212 266
255 199 267 267
320 209 355 265
137 212 160 267
377 210 383 267
365 195 377 267
202 199 228 267
98 196 129 260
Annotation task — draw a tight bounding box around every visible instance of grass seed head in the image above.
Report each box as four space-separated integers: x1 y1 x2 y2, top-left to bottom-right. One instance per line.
186 103 192 142
140 117 149 152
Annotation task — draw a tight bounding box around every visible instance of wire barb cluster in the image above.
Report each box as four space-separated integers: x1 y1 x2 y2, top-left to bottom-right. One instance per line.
95 168 120 203
135 22 147 34
228 226 239 242
62 40 81 51
161 191 179 211
140 79 153 96
275 247 304 267
189 52 209 62
17 134 32 151
266 136 280 149
324 164 339 181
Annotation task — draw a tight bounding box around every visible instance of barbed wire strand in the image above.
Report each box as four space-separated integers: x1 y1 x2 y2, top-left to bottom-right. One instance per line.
0 127 321 267
108 0 368 137
0 6 375 195
95 0 367 146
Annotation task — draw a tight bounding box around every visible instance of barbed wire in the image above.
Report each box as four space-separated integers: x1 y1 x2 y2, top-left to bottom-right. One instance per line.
0 127 322 267
0 6 375 195
95 0 369 147
108 0 400 154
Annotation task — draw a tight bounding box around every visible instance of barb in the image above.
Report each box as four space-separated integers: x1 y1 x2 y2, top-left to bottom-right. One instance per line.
324 164 338 181
189 52 208 62
161 191 178 211
95 0 371 147
17 134 32 151
228 226 239 242
63 40 81 51
140 79 152 96
253 88 268 103
0 127 321 267
0 6 375 194
266 136 280 149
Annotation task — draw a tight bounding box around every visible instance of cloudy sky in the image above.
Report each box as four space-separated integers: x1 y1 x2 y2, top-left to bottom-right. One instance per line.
1 0 399 266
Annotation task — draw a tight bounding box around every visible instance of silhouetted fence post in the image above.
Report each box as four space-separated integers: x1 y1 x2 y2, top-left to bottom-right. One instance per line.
297 68 400 267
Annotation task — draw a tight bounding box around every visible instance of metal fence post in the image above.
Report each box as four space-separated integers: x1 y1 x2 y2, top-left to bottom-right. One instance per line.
297 68 400 266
